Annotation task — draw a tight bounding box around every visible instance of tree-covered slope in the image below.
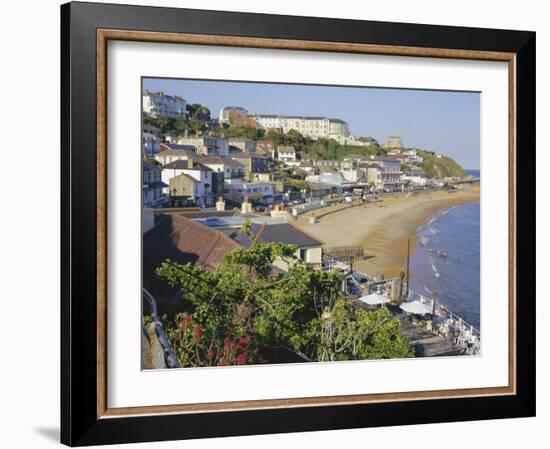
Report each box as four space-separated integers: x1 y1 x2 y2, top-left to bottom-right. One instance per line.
415 150 466 178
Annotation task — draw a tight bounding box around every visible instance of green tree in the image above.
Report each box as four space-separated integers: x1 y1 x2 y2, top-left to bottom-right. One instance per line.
155 240 413 367
186 103 211 120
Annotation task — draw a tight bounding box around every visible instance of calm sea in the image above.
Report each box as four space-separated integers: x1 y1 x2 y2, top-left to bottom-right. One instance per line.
409 195 480 329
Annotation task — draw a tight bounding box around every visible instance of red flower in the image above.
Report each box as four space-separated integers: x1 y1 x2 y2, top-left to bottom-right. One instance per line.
224 336 234 355
208 350 215 360
235 354 248 365
180 313 192 329
217 351 223 358
193 325 203 343
238 335 251 350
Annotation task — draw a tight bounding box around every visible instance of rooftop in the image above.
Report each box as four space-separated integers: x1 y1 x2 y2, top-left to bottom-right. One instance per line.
222 106 248 111
163 160 213 171
173 173 199 184
143 214 240 272
374 156 400 163
142 214 240 298
194 215 288 229
143 161 160 172
252 114 348 124
143 90 186 101
198 156 244 168
231 222 323 248
230 153 267 160
158 143 197 155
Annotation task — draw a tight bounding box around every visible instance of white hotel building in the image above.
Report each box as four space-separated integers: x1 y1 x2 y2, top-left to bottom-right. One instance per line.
142 90 188 119
252 115 350 140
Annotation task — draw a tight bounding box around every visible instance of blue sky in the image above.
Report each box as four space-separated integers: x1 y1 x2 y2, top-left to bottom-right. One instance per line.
143 78 480 169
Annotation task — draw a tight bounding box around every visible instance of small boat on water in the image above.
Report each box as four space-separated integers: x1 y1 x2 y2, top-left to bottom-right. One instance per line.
428 248 447 259
436 250 447 259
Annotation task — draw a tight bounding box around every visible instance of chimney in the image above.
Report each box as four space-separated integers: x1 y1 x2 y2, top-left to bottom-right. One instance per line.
216 196 225 212
241 196 252 214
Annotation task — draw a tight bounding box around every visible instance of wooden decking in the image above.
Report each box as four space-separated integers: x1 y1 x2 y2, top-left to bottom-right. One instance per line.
399 320 464 357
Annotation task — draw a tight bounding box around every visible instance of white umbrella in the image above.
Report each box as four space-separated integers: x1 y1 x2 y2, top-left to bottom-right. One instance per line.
358 293 391 306
400 300 432 315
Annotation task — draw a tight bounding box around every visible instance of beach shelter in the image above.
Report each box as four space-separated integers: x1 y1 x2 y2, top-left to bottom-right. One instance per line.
358 293 391 306
400 300 432 315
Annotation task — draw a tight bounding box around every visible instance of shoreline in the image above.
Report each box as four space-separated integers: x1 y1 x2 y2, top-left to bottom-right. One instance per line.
296 185 480 278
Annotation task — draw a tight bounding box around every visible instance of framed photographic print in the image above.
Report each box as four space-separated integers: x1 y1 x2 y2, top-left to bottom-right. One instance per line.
60 1 536 446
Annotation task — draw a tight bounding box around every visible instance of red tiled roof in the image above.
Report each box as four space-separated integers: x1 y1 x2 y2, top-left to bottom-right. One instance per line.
144 214 240 273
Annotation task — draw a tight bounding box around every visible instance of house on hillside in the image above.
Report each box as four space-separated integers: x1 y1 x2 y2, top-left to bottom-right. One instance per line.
227 138 257 153
277 145 297 162
175 136 229 156
161 160 214 207
230 153 268 175
372 156 402 189
154 143 196 165
256 140 276 158
143 90 187 119
143 161 169 208
142 124 161 156
198 156 245 179
223 180 274 205
230 222 323 271
168 174 200 206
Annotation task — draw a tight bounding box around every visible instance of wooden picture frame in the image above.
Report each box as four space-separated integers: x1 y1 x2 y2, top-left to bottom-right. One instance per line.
61 1 535 446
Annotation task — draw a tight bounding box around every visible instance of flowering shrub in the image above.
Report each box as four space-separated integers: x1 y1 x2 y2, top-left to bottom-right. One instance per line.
157 241 413 368
165 312 265 367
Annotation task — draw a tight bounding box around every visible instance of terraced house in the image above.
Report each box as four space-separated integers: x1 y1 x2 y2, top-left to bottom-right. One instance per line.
142 90 187 119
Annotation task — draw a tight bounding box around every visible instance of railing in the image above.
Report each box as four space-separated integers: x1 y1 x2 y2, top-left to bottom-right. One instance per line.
321 256 351 273
142 288 180 368
291 200 326 216
406 289 480 354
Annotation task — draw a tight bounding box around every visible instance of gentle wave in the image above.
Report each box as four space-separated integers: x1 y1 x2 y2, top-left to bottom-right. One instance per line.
410 202 480 328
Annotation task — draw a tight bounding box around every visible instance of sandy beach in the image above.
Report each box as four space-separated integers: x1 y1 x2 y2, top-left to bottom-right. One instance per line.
296 185 480 278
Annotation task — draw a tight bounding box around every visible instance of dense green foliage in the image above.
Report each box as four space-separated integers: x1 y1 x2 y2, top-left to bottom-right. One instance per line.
213 125 265 140
154 239 413 367
415 150 466 178
143 114 218 138
186 103 211 120
265 130 380 161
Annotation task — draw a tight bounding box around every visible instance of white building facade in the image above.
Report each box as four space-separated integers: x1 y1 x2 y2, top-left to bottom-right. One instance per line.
198 156 245 179
252 115 350 140
161 161 214 208
223 180 274 205
142 90 187 119
277 145 297 162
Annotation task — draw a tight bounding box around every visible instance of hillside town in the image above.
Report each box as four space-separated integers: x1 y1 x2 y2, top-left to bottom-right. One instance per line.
143 90 465 211
142 89 481 369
